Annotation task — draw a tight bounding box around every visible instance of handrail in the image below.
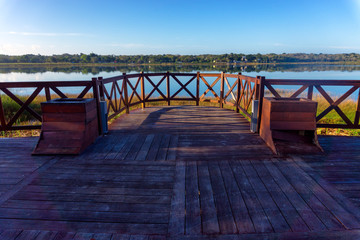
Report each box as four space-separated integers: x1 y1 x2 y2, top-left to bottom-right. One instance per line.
266 79 360 86
99 72 258 121
0 80 94 131
264 78 360 129
1 71 360 132
0 80 91 88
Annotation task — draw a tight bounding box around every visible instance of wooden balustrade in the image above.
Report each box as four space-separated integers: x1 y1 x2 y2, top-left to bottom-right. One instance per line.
264 79 360 129
1 72 360 132
100 72 259 121
0 81 94 131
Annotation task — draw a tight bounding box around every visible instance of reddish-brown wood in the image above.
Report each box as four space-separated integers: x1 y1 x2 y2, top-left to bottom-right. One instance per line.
223 77 237 104
77 85 92 99
45 87 51 101
144 75 167 101
199 76 220 100
257 76 265 132
0 106 360 238
264 83 281 98
290 85 308 98
260 97 321 154
307 85 314 99
169 74 196 100
0 97 6 128
1 72 360 132
2 88 42 124
123 73 130 114
356 89 360 126
266 78 360 86
223 73 239 78
314 86 357 127
166 72 170 106
199 73 221 77
236 74 241 113
127 76 141 105
33 98 98 155
141 72 145 108
92 77 102 135
244 83 256 111
220 72 225 108
196 72 200 106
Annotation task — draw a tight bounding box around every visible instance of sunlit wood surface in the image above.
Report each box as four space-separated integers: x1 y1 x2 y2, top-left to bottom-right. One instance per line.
0 106 359 239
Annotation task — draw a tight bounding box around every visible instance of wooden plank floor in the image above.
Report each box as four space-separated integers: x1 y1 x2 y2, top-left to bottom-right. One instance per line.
298 136 360 210
0 106 359 239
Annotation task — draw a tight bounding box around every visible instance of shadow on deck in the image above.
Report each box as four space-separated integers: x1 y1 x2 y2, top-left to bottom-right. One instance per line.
0 106 359 240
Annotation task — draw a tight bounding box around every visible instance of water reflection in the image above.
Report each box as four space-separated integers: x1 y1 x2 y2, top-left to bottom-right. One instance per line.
1 64 360 75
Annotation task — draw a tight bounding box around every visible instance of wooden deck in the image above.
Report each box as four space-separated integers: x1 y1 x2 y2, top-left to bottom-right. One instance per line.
0 105 360 239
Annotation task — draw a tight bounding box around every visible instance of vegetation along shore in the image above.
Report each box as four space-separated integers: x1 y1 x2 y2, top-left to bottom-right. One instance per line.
1 93 359 138
1 53 360 65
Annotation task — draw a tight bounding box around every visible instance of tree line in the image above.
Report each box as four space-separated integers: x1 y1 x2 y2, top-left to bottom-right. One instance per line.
1 53 360 64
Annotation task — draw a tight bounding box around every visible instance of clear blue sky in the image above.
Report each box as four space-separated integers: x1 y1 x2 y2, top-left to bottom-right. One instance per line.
1 0 360 55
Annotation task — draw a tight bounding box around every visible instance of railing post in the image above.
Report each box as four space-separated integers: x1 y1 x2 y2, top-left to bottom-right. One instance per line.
166 71 170 106
45 87 51 101
255 76 260 101
256 76 265 133
196 72 200 106
0 92 6 129
98 77 105 101
140 71 145 108
355 88 360 127
220 72 225 108
236 72 241 113
92 77 103 135
122 72 130 114
307 85 314 100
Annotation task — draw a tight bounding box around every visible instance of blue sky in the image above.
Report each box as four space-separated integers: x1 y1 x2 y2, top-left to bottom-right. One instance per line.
1 0 360 55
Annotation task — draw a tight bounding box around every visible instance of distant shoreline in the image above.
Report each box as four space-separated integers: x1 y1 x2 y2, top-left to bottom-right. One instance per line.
0 61 360 68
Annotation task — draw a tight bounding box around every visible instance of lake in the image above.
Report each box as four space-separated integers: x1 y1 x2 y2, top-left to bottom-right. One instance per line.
1 64 360 98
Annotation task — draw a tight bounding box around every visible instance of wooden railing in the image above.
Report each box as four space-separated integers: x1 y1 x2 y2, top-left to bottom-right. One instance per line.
1 72 360 132
0 80 96 131
99 72 259 121
263 79 360 129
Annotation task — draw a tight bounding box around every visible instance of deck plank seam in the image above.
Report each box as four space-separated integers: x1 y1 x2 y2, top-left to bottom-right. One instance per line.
168 161 186 236
0 157 59 207
272 158 334 230
269 158 329 230
272 158 346 230
238 160 275 233
249 159 300 233
229 160 273 233
196 161 204 235
220 160 256 234
263 160 327 231
255 160 310 232
284 158 359 229
286 158 357 229
291 155 360 226
216 161 240 234
0 106 359 238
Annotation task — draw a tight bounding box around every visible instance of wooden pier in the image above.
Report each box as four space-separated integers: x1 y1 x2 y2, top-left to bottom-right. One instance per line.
0 106 360 239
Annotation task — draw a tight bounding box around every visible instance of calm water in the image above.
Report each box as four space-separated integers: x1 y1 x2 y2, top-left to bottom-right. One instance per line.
1 64 360 98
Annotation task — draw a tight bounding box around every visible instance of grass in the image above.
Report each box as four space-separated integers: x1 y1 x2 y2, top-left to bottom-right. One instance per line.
1 92 359 137
314 96 360 136
0 93 93 138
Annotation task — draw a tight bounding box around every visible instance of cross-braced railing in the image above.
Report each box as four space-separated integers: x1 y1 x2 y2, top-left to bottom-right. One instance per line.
100 72 259 121
0 81 95 131
264 79 360 129
1 72 360 132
